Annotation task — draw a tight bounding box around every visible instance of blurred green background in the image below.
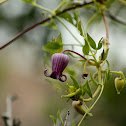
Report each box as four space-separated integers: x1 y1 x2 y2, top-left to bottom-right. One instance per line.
0 0 126 126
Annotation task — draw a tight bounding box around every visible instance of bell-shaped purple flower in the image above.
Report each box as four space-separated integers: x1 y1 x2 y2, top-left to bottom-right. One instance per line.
44 53 69 82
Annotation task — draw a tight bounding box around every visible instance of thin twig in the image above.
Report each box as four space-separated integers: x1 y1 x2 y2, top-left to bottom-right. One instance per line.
0 1 93 50
103 13 109 41
64 110 70 126
61 49 87 60
107 11 126 25
81 8 126 26
2 95 18 126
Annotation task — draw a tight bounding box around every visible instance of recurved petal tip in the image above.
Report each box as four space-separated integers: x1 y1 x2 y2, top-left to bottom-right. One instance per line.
44 69 51 77
59 74 67 82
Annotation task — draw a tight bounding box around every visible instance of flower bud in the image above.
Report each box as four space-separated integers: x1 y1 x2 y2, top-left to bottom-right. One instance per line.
44 53 69 82
68 86 76 93
72 100 92 116
115 77 125 94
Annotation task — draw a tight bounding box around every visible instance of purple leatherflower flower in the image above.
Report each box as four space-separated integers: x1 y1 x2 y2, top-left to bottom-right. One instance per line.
44 53 69 82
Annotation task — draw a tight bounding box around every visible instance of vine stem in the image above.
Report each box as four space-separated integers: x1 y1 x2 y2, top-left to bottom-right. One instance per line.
78 66 103 126
0 1 93 50
83 60 88 74
100 12 109 66
63 44 83 47
62 49 102 103
61 49 87 60
103 12 109 41
83 85 101 102
107 11 126 25
110 71 126 83
78 84 103 126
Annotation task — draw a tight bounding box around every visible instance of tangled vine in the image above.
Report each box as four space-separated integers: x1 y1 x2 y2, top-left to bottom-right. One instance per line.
1 0 126 126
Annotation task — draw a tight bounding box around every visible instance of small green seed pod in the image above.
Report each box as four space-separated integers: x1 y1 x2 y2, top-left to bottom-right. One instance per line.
72 100 92 116
115 77 125 94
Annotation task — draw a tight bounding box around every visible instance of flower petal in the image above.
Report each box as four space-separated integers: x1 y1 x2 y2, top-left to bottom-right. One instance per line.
44 69 51 77
59 74 67 82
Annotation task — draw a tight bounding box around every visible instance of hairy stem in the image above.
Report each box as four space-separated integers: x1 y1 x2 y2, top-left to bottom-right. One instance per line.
103 12 109 41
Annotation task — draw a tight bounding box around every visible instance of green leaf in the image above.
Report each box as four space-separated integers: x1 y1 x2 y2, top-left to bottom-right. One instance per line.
49 115 56 125
90 74 98 86
70 76 79 89
59 12 73 24
83 80 92 98
106 60 110 72
83 39 89 55
104 60 110 82
56 34 62 43
78 21 83 35
72 10 79 26
97 37 103 50
57 110 64 125
87 33 96 49
55 34 63 53
104 70 112 83
81 85 86 96
104 60 111 83
72 120 76 126
43 42 62 52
